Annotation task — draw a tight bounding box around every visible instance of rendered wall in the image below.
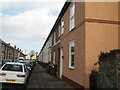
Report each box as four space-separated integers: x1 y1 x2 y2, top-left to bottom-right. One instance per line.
85 2 119 88
61 2 86 87
39 36 52 63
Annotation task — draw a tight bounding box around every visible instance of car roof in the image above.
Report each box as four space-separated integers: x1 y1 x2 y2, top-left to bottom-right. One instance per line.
5 62 24 65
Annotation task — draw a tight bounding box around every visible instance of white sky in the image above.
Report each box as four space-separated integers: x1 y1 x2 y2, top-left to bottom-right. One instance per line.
0 0 66 54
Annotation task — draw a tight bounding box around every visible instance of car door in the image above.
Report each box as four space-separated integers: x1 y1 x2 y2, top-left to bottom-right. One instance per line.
24 65 29 80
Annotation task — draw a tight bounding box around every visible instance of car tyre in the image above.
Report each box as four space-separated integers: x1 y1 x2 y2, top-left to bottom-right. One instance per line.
22 78 28 87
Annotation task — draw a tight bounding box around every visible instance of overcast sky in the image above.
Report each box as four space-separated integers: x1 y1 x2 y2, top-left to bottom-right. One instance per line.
0 0 119 54
0 0 66 54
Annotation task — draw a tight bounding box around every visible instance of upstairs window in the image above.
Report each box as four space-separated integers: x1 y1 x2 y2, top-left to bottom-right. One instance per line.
58 20 64 37
54 32 56 44
58 25 61 37
70 3 75 30
61 20 64 35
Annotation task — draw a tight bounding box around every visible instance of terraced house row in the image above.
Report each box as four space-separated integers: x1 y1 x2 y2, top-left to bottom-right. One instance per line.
38 1 120 88
0 39 25 61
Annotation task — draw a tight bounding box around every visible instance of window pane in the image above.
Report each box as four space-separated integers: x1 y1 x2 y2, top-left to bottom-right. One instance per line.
61 20 64 27
70 4 75 18
69 40 75 68
70 4 75 30
71 46 74 52
70 17 74 30
71 54 74 66
61 20 64 35
70 40 74 46
24 65 27 72
61 27 64 35
59 25 61 36
54 32 56 44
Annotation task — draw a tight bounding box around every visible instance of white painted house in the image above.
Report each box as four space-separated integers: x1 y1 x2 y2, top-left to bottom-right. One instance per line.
38 35 52 63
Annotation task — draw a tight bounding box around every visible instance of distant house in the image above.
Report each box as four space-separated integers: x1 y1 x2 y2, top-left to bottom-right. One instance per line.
25 55 30 60
0 39 25 61
39 1 120 88
38 35 52 63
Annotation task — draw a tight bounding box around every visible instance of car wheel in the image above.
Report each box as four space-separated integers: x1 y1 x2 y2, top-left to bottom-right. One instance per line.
22 79 28 87
22 82 27 87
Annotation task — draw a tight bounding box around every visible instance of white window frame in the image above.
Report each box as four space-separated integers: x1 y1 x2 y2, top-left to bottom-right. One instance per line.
58 20 64 37
61 20 64 35
70 3 75 31
69 40 75 69
58 24 61 37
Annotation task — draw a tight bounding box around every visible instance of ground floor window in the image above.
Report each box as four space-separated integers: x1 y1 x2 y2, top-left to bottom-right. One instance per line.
69 40 75 69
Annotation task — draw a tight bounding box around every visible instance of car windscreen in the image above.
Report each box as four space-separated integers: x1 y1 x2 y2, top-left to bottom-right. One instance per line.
2 64 23 72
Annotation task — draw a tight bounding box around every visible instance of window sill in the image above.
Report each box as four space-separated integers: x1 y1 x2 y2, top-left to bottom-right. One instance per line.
70 27 75 32
58 34 63 39
69 66 74 70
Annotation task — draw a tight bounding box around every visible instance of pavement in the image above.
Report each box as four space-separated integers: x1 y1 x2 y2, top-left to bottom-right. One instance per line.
27 62 74 89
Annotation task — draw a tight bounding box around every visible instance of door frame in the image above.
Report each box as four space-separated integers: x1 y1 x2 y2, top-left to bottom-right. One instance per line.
60 47 63 79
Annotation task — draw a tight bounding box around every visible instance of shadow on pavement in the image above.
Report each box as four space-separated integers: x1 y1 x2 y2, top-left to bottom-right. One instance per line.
1 83 28 90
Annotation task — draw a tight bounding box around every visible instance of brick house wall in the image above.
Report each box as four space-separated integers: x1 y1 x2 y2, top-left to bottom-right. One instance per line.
0 39 25 61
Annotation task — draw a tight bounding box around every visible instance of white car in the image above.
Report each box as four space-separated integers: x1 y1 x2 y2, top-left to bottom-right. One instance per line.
0 62 29 85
